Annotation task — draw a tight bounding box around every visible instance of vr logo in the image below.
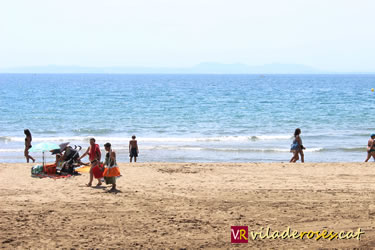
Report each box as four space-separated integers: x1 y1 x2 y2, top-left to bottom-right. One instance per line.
231 226 248 243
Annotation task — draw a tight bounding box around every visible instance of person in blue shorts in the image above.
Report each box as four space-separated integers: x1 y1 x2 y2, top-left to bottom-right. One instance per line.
290 128 306 163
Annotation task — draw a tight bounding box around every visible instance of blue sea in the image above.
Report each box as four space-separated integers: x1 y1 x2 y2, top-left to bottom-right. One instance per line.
0 74 374 163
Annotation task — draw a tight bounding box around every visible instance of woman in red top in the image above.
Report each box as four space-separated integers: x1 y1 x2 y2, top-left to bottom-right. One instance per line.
79 138 102 187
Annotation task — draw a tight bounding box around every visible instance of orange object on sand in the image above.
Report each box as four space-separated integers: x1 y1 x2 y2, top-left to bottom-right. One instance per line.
44 163 57 174
76 166 90 173
103 166 120 177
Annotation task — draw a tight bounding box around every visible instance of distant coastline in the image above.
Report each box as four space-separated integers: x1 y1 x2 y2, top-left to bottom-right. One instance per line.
1 63 374 74
0 62 327 74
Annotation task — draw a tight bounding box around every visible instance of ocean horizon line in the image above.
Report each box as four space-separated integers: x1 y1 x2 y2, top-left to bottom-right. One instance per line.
1 72 375 75
0 62 374 74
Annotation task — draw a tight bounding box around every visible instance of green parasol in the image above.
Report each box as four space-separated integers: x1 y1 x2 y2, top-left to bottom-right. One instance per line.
29 142 60 167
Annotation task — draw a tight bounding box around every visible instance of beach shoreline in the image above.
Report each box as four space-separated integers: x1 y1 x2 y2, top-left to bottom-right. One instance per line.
1 162 375 248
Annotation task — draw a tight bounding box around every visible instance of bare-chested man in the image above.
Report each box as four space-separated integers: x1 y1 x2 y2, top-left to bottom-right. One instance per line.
365 134 375 162
129 135 139 163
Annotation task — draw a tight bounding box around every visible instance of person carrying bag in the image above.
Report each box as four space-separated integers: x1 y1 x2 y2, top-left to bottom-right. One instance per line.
103 143 121 192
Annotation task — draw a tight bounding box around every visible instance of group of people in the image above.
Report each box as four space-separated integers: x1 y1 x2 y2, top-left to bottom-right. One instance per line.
24 128 375 169
289 128 375 163
77 138 121 192
24 130 140 192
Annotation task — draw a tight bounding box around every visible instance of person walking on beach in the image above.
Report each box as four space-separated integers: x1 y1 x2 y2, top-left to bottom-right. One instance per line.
24 129 35 163
103 142 120 192
129 135 139 162
290 128 306 163
365 134 375 162
79 138 102 187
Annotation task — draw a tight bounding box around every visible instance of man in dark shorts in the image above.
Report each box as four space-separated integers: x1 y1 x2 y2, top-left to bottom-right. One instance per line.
129 135 139 163
365 133 375 162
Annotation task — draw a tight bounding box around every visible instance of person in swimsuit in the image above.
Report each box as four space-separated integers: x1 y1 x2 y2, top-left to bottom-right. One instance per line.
24 129 35 163
290 128 306 163
55 154 63 169
365 134 375 162
129 135 139 163
79 138 102 187
103 142 120 192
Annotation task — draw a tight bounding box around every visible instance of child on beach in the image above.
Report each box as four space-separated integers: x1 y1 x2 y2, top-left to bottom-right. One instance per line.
365 134 375 162
24 129 35 163
103 142 120 192
129 135 139 162
290 128 306 163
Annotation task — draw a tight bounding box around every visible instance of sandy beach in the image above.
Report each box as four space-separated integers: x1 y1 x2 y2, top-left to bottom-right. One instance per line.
1 162 375 249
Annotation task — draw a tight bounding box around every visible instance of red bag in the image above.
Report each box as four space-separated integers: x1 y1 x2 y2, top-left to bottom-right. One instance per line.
44 164 57 174
92 164 104 179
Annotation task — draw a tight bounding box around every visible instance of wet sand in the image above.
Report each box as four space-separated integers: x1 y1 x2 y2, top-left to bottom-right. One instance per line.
1 162 375 249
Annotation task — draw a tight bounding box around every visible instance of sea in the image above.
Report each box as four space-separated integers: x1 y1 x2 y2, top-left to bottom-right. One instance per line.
0 74 374 163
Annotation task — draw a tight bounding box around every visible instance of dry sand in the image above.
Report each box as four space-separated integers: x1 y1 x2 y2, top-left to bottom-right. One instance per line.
1 162 375 249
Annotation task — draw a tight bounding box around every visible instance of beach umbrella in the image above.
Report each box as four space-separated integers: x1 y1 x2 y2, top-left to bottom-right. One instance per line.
50 148 62 155
59 142 70 151
29 142 60 167
29 142 60 153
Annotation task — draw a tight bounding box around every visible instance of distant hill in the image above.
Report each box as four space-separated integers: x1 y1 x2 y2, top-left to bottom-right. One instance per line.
0 62 323 74
189 62 320 74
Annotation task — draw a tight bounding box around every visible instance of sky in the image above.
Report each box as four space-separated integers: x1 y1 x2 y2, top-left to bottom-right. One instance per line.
0 0 374 72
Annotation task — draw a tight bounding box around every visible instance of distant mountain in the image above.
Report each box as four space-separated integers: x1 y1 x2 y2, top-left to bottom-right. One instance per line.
190 62 320 74
0 62 323 74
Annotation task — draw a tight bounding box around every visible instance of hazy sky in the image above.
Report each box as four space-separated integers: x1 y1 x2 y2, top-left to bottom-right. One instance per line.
0 0 374 71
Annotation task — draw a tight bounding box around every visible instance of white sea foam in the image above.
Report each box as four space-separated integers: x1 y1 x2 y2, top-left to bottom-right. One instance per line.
304 147 323 152
0 146 323 153
0 135 293 143
199 147 323 153
0 149 24 152
251 135 292 140
112 146 323 153
0 136 93 142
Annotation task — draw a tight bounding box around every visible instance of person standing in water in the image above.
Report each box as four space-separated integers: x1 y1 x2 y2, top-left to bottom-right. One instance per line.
129 135 139 162
365 134 375 162
290 128 306 163
24 129 35 163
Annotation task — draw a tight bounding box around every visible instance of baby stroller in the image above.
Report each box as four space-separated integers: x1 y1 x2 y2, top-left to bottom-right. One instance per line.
55 145 83 175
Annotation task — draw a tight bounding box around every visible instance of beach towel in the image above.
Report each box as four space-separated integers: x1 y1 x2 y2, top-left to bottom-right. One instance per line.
75 166 90 173
31 173 72 179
